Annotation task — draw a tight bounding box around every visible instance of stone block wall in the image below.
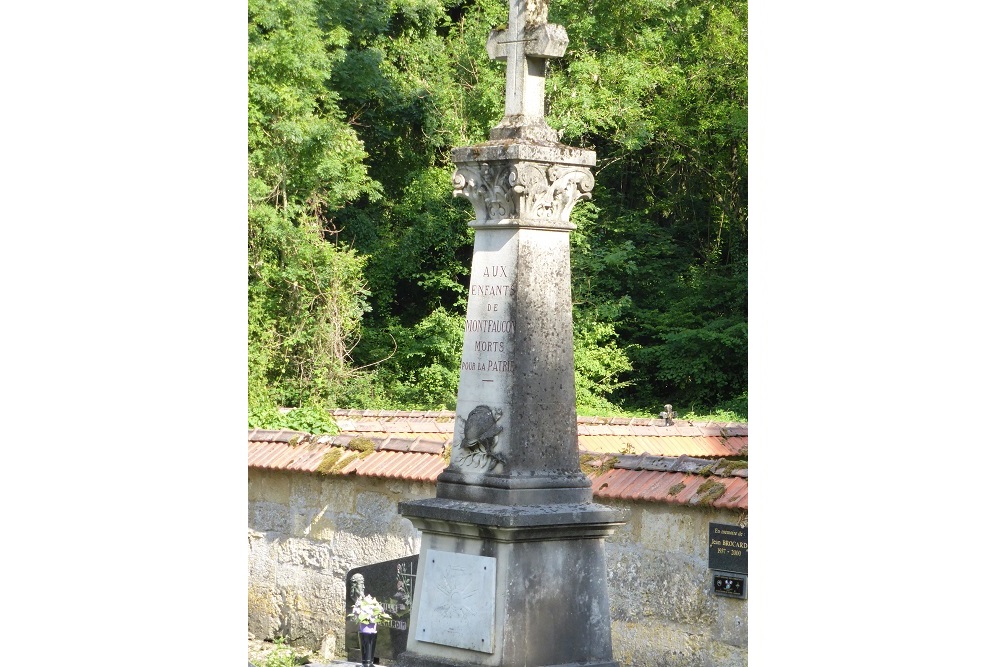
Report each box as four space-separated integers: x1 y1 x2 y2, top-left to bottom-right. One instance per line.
248 470 429 650
603 500 748 667
247 468 747 666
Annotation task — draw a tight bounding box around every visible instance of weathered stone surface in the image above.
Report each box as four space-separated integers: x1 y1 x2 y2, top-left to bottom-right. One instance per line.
400 497 623 531
434 227 595 505
248 475 433 648
713 596 748 648
399 3 625 665
416 550 497 652
250 501 293 535
606 546 717 628
249 468 746 665
319 631 338 661
612 621 708 667
451 149 596 229
639 505 704 555
398 528 618 667
356 491 398 532
250 469 293 505
248 529 281 636
487 24 568 61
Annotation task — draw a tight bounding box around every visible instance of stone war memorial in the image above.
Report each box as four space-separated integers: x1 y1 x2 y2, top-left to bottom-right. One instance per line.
395 1 627 666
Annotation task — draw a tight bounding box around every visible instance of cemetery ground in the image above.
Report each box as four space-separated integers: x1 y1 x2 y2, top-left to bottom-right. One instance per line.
249 632 327 666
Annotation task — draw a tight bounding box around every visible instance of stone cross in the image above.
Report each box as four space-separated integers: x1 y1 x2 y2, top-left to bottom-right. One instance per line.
486 0 567 142
397 7 623 666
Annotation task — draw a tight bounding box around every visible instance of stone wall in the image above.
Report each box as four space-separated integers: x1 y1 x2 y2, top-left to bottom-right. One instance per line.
602 499 748 667
247 468 747 666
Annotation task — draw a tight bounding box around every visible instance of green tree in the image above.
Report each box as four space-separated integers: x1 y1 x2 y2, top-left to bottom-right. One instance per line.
247 0 748 420
550 0 748 413
248 0 381 425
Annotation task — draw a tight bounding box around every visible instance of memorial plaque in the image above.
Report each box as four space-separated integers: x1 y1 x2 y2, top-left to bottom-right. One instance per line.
415 549 496 653
713 572 747 599
708 522 748 575
345 555 418 663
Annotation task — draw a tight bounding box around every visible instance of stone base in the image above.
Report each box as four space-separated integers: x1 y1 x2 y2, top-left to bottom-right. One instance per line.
396 499 626 667
395 653 618 667
434 470 593 506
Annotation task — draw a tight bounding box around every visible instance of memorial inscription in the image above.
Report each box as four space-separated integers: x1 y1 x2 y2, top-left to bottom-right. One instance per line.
462 259 516 380
708 522 748 575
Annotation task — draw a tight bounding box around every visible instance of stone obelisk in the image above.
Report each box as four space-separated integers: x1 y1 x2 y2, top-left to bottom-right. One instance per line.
397 2 625 666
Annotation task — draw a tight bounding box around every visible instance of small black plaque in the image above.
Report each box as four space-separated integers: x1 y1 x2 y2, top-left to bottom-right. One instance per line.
713 572 746 599
708 522 748 574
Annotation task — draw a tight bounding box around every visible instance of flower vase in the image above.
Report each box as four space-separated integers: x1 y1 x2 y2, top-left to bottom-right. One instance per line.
358 625 377 667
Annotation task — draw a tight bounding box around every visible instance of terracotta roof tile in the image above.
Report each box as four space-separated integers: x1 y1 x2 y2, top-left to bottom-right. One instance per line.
409 439 447 455
343 451 446 481
248 412 747 509
407 420 441 433
381 420 414 433
379 437 413 452
248 429 304 443
575 435 741 458
351 421 384 432
591 469 748 509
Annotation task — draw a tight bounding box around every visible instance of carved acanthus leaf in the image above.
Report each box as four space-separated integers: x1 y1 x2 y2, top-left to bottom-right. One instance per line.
453 160 593 226
453 163 515 223
524 165 594 223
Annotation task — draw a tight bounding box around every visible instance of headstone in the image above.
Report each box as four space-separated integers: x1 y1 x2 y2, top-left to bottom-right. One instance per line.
397 2 626 666
345 555 419 664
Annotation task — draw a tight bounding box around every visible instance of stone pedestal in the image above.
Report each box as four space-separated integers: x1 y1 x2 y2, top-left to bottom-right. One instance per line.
397 501 622 667
396 2 625 666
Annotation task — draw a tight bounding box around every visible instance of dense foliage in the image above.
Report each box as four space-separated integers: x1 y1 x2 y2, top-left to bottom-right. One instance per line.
248 0 747 425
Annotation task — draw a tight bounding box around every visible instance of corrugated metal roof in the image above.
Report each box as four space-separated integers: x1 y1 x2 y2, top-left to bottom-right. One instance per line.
249 411 748 509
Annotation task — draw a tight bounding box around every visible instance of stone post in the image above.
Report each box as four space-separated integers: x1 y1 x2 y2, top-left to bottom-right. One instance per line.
397 2 625 666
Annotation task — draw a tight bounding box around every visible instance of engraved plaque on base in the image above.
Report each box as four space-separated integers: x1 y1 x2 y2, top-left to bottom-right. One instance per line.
416 549 497 653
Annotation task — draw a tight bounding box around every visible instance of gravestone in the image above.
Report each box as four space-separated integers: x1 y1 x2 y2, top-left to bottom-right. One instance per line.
345 556 419 664
397 2 626 666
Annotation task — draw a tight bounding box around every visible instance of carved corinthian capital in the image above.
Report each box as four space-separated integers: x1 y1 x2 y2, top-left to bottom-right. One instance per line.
452 158 594 229
452 162 516 224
